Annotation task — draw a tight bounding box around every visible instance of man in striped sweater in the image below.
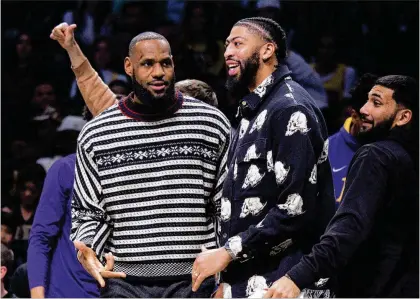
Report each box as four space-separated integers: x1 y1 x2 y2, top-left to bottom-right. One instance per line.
50 23 230 297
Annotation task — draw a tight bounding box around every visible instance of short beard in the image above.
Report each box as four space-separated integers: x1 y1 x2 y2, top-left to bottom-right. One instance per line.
356 115 396 145
225 51 260 100
131 72 176 107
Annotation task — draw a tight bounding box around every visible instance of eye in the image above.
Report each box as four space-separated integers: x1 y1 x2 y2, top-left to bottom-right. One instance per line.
234 42 242 47
373 100 382 107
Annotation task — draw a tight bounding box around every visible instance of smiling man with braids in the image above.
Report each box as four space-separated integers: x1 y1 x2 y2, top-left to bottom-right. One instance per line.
191 17 335 298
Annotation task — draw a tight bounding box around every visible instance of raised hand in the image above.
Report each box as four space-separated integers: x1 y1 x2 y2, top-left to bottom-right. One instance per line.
74 240 126 288
50 22 77 50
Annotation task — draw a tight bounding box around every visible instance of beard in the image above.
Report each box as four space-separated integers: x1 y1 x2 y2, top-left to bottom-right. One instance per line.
131 72 176 107
356 114 396 145
225 51 260 99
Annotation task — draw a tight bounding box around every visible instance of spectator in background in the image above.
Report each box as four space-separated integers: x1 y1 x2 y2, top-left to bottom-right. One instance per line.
30 81 61 123
311 33 357 104
328 73 378 207
179 2 225 80
109 79 130 97
62 0 99 47
255 0 328 110
310 33 358 134
28 109 99 298
175 79 218 107
10 263 29 299
70 36 127 100
1 244 15 298
6 164 45 267
1 213 15 249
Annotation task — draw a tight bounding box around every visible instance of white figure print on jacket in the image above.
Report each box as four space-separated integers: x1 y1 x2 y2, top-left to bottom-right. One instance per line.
246 275 268 298
278 193 304 216
244 144 261 162
267 151 274 172
317 139 329 164
249 110 267 134
285 111 310 136
309 164 317 184
253 75 274 98
242 165 265 189
222 282 232 298
274 161 290 185
314 278 330 288
239 119 250 139
240 197 267 218
234 159 238 181
221 197 231 222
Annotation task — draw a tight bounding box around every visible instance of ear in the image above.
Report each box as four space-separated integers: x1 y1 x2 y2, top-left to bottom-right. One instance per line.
261 42 276 62
394 108 412 127
1 266 7 280
124 57 133 77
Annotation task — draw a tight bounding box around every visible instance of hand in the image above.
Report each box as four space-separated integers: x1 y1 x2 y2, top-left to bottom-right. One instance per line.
192 246 231 292
30 286 45 298
50 22 77 50
213 284 224 298
74 241 126 287
263 276 301 298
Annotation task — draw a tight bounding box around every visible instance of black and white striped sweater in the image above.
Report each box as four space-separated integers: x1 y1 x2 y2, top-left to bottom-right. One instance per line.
70 94 230 279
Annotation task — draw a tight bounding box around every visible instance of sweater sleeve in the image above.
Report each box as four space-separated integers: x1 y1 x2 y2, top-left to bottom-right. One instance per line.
72 59 118 117
286 145 389 289
70 135 110 258
27 159 73 289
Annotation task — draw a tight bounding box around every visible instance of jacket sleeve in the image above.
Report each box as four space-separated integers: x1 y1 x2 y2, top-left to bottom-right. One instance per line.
286 145 389 289
27 159 73 289
225 106 324 260
72 59 118 117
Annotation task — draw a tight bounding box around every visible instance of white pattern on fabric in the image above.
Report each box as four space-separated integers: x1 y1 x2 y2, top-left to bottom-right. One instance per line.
240 197 267 218
253 75 274 98
244 144 261 162
249 110 268 133
285 111 310 136
317 139 329 164
269 239 293 256
242 165 265 189
278 193 304 216
267 151 274 172
239 119 250 139
309 164 317 184
274 161 290 185
221 197 231 222
246 275 268 298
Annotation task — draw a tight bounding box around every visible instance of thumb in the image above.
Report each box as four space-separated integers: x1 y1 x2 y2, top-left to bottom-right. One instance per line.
66 24 77 34
74 240 87 252
201 245 208 252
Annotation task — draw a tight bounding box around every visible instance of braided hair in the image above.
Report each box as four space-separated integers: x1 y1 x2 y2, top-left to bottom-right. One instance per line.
233 17 287 64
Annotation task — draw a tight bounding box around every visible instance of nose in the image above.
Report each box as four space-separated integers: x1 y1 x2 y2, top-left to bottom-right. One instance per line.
359 102 369 118
224 44 235 61
151 63 164 79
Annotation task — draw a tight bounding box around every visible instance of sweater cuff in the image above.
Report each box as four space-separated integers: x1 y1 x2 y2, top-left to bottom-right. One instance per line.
286 261 318 290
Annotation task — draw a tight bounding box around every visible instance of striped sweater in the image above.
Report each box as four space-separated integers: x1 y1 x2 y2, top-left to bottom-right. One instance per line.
70 94 230 279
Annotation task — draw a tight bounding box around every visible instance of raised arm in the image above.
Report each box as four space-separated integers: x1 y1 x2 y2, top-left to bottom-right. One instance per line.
50 23 117 116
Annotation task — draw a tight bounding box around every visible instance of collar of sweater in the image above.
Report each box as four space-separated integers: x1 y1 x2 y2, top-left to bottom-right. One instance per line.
118 91 184 121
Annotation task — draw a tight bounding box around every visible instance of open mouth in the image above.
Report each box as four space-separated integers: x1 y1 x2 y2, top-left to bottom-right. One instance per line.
149 82 166 92
226 60 240 76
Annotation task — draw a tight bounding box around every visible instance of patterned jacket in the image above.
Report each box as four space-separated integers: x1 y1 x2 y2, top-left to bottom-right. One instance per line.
219 65 335 297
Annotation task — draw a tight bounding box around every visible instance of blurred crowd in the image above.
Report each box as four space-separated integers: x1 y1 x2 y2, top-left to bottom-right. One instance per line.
1 0 418 297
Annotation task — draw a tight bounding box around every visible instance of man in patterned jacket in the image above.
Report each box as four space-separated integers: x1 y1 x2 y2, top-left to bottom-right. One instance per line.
191 17 335 298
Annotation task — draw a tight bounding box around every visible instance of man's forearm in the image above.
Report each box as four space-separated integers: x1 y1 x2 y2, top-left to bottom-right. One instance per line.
66 42 87 69
31 286 45 298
